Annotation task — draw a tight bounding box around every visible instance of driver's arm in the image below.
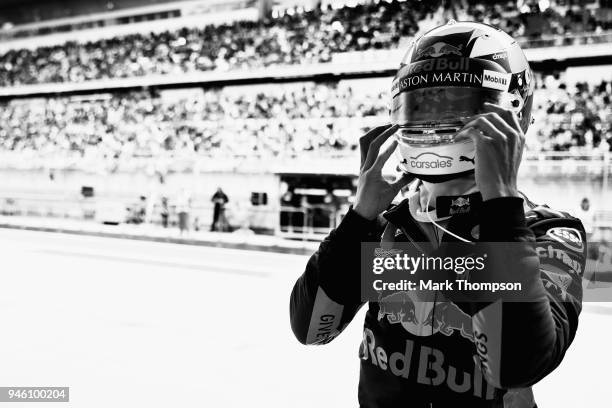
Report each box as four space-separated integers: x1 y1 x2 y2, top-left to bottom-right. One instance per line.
470 198 585 388
289 209 378 345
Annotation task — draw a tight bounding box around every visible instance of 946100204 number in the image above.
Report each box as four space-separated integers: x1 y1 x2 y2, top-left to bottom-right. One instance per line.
2 387 69 402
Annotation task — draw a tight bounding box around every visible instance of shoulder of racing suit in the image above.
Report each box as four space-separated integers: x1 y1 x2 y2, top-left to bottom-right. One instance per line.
524 202 587 279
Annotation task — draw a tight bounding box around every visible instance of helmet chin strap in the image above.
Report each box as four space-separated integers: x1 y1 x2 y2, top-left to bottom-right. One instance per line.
415 169 475 183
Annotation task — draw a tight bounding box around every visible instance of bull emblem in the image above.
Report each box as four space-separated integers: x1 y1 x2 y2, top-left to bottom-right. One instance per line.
417 42 464 59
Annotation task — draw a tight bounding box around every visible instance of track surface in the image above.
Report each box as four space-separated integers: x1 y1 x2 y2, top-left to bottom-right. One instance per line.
0 228 609 407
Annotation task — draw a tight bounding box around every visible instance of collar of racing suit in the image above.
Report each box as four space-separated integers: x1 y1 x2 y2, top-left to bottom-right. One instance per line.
400 180 481 222
384 186 484 245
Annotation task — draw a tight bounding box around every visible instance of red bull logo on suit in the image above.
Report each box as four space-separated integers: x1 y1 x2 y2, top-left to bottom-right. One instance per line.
378 292 474 341
450 197 471 215
360 327 496 399
377 292 418 325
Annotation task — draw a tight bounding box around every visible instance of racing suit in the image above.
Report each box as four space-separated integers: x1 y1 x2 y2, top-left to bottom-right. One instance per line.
289 188 586 408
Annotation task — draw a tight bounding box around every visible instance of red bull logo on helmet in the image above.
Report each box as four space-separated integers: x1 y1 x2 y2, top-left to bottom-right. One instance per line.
395 57 471 79
416 42 465 59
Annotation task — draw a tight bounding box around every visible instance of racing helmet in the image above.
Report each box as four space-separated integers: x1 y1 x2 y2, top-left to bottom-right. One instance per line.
391 20 534 183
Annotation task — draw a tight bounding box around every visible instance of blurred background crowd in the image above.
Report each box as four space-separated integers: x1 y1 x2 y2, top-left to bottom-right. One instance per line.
0 76 610 169
0 84 383 165
0 0 611 86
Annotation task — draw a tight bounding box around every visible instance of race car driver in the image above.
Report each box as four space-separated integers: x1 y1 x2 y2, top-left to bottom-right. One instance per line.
289 21 587 408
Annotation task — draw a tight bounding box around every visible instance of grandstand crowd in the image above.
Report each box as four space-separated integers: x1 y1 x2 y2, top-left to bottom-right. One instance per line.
532 77 612 153
0 84 385 164
0 77 609 166
0 0 611 86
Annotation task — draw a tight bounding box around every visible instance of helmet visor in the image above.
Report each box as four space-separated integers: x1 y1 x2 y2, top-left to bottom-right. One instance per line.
391 86 510 128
